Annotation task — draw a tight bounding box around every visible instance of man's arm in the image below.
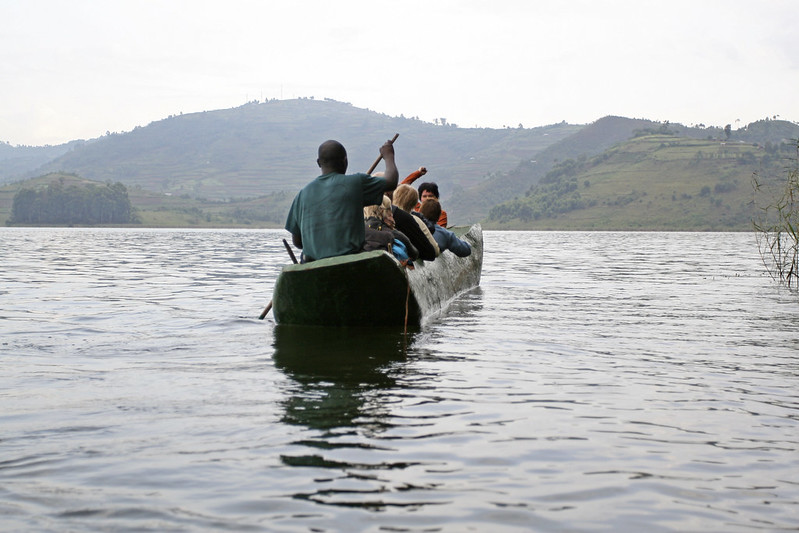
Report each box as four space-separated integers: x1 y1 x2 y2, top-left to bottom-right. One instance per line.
439 226 470 257
380 140 399 192
449 235 471 257
285 194 303 250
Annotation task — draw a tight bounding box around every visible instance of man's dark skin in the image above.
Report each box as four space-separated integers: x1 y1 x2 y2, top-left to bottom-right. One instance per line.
291 140 399 249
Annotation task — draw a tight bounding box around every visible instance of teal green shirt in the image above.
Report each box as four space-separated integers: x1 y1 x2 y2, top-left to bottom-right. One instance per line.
285 172 387 260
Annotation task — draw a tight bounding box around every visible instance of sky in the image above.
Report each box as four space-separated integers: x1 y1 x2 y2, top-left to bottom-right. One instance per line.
1 0 797 146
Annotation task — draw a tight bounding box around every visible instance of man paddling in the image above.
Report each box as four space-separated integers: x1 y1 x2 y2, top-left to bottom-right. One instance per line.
285 139 399 262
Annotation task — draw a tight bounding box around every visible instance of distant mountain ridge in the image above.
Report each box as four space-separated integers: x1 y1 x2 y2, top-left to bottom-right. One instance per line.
9 99 580 209
448 116 799 223
2 99 797 226
0 140 87 181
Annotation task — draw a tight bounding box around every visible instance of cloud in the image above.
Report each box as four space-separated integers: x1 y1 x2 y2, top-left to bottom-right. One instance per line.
1 0 796 145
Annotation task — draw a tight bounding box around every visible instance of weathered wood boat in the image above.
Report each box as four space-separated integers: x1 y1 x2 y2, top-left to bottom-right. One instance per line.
271 224 483 327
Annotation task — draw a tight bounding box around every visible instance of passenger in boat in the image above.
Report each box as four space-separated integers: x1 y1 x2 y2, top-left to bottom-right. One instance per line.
397 185 438 236
400 167 448 227
418 199 471 257
391 184 440 261
417 182 448 227
285 139 398 262
363 195 419 261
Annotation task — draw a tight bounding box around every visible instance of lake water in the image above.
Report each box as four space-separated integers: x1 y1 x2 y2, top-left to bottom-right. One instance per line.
1 228 798 532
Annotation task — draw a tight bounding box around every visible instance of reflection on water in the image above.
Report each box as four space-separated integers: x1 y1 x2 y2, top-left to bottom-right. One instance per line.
273 325 410 431
270 290 486 511
273 326 423 509
3 229 799 531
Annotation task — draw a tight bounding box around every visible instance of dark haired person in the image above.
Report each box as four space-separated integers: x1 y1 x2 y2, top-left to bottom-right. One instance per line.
418 199 470 257
285 139 398 262
400 166 448 227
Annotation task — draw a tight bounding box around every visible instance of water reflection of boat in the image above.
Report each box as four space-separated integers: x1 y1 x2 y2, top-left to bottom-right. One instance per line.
271 224 483 327
272 325 410 431
271 327 450 510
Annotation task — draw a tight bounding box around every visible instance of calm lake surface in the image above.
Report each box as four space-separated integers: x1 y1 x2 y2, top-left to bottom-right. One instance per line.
1 228 798 532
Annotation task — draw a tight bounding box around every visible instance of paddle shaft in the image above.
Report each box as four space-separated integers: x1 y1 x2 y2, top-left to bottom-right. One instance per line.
366 133 399 175
283 239 298 264
258 240 300 319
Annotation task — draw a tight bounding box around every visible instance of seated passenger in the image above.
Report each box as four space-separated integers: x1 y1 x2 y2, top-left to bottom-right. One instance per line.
362 201 393 253
363 196 419 261
392 184 440 261
418 199 471 257
400 167 448 227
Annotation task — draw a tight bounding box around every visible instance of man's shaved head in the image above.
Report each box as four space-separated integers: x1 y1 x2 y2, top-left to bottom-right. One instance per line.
317 140 348 173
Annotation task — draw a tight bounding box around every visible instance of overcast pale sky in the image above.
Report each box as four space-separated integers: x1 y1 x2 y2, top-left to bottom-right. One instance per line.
1 0 796 146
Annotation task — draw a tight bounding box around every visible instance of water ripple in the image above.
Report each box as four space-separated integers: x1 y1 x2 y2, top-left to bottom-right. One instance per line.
2 228 798 531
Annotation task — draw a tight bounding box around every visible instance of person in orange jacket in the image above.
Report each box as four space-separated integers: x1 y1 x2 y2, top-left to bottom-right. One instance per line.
400 167 448 227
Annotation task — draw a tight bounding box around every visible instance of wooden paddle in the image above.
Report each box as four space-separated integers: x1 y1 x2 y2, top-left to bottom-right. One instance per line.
282 238 298 264
258 239 299 320
258 301 272 320
366 133 399 175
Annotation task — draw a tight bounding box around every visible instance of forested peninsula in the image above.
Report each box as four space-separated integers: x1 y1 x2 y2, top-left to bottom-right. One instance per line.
8 177 138 225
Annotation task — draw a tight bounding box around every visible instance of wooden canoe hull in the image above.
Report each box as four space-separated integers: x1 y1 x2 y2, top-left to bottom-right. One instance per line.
272 224 483 327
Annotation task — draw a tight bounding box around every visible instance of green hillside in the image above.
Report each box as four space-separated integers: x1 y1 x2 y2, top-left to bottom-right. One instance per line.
484 134 794 230
21 99 581 214
446 116 665 221
450 117 799 224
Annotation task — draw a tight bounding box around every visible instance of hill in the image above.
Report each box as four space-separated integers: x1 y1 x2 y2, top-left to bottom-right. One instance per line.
3 99 796 229
447 117 799 223
18 99 581 216
0 140 86 181
484 132 798 230
446 116 664 221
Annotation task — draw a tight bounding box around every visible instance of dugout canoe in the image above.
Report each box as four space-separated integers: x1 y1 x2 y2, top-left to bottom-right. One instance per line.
271 224 483 327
